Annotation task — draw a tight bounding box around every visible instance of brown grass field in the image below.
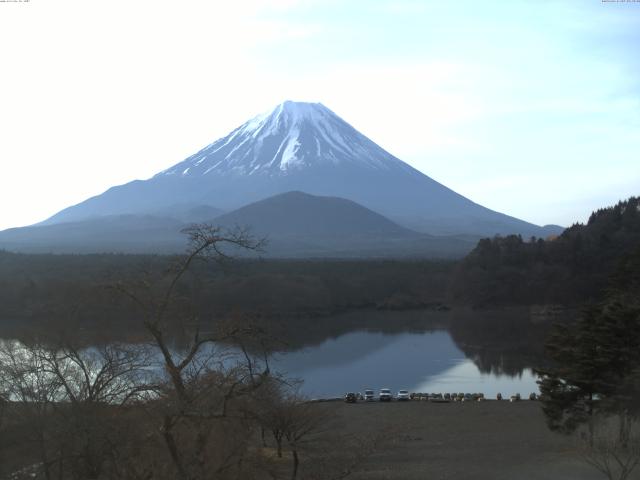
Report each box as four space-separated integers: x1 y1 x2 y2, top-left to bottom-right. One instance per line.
329 400 607 480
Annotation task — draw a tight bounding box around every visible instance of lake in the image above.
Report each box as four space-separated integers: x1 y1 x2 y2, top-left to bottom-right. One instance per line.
271 329 540 398
0 308 549 400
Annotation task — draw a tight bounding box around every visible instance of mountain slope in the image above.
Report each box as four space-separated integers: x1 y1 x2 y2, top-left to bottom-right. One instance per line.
211 191 476 258
40 101 561 238
214 191 416 238
150 203 224 223
0 215 186 254
0 192 478 257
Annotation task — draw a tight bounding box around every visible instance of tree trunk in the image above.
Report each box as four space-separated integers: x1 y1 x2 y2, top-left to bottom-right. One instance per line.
291 449 299 480
618 411 630 447
56 445 64 480
587 393 594 447
38 425 52 480
162 415 188 480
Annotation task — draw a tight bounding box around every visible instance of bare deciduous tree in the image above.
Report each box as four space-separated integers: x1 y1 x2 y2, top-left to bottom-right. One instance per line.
0 365 7 429
281 399 330 480
0 339 156 480
579 415 640 480
113 224 276 480
0 340 64 480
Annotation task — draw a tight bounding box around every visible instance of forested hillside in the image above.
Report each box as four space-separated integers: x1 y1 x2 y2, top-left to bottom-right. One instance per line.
451 197 640 306
0 252 453 339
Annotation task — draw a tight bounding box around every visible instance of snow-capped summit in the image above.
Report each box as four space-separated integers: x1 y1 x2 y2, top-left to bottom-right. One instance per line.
159 100 411 177
40 101 562 239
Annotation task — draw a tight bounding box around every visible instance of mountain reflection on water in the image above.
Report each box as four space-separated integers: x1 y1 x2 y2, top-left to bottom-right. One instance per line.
271 329 540 398
263 306 553 396
1 307 557 398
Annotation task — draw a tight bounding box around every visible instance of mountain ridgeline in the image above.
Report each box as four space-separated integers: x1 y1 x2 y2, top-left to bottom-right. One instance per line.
0 101 562 256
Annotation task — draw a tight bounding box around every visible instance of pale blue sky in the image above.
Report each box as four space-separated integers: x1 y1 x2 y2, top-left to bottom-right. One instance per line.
0 0 638 230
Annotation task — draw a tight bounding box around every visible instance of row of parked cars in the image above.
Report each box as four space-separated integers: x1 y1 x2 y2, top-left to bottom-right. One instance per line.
345 390 538 403
345 388 411 403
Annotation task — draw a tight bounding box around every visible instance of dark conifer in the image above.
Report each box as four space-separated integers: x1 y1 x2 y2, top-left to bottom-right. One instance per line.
537 247 640 436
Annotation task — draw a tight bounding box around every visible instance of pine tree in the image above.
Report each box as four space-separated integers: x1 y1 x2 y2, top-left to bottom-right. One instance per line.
537 247 640 437
537 308 606 434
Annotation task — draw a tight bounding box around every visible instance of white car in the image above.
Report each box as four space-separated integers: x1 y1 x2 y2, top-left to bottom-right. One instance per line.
397 390 410 401
364 389 375 401
379 388 392 402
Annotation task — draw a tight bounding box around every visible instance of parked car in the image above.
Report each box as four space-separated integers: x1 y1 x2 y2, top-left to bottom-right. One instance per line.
344 392 358 403
379 388 392 402
397 390 410 401
364 389 375 401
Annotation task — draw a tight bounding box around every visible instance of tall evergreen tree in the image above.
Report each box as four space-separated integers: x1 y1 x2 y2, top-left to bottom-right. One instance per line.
537 307 607 434
537 246 640 436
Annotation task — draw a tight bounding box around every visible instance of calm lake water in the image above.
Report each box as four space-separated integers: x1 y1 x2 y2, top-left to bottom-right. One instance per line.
271 329 539 398
1 308 547 399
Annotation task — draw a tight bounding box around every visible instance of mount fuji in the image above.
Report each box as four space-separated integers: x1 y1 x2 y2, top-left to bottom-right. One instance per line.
0 101 562 255
40 100 559 238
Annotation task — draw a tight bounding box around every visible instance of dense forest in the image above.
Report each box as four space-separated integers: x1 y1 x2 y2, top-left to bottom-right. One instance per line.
0 251 454 341
451 197 640 306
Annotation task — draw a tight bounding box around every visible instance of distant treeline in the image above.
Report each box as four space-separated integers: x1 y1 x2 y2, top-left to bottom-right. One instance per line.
451 197 640 306
0 252 454 339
